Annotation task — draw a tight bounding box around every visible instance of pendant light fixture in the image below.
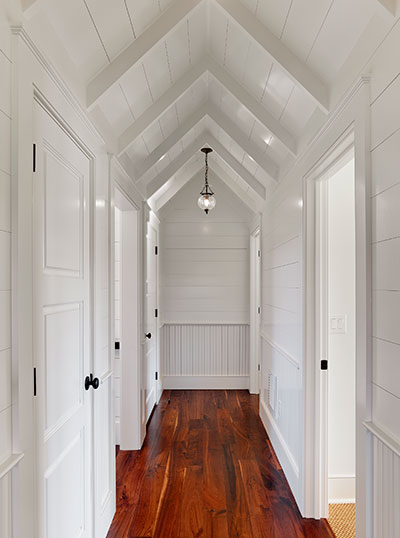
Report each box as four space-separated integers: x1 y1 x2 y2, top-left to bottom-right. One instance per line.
198 147 216 215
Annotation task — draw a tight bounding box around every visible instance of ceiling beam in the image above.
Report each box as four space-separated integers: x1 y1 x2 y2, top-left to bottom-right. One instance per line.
118 56 297 158
216 0 330 113
206 55 298 156
146 134 208 198
206 104 278 183
209 166 264 213
153 168 204 212
145 131 267 201
86 0 202 108
135 105 208 176
205 133 266 199
135 102 279 183
117 59 207 155
372 0 397 16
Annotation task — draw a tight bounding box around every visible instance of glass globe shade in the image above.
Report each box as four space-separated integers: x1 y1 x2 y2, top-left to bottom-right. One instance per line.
198 193 216 212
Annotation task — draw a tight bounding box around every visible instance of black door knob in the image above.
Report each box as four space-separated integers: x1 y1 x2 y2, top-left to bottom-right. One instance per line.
145 332 152 339
85 373 100 391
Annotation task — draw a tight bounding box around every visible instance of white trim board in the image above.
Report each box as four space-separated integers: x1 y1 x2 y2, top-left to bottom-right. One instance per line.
259 399 300 499
162 375 249 390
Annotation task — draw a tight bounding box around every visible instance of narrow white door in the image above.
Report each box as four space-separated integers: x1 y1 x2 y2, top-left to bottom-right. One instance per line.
144 222 158 421
33 102 92 538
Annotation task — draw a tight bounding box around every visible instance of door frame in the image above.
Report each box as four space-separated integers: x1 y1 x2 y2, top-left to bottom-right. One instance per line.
303 79 372 538
306 136 355 517
250 223 262 394
144 207 161 417
113 185 142 450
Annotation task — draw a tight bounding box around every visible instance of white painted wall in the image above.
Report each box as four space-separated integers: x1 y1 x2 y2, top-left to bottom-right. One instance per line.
0 6 13 537
259 15 400 527
159 175 254 387
114 208 121 445
327 158 356 502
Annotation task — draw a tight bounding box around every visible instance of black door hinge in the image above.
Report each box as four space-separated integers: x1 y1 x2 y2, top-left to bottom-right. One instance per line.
257 364 261 371
155 246 158 255
155 308 158 318
257 249 261 257
33 144 37 172
257 306 261 314
155 371 158 381
321 359 328 371
33 367 37 396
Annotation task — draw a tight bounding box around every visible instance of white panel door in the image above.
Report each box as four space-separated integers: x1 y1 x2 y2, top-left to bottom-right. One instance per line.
144 222 158 421
33 102 92 538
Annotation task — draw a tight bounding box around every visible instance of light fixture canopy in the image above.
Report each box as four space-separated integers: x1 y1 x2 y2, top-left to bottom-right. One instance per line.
198 147 216 215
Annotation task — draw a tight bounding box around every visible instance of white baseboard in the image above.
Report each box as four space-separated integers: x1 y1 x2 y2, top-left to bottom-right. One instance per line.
328 475 355 503
162 375 249 390
259 398 300 504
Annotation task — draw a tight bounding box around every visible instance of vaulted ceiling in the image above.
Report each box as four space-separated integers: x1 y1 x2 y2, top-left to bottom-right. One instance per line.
24 0 391 210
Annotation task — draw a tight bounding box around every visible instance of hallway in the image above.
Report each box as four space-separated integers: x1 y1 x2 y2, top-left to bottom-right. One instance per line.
107 390 334 538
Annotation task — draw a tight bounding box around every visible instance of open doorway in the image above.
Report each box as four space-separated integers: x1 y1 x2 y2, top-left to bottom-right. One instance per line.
326 156 356 537
312 147 356 538
113 188 142 450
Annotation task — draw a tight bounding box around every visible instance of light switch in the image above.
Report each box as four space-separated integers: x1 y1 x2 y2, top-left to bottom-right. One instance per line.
329 315 347 334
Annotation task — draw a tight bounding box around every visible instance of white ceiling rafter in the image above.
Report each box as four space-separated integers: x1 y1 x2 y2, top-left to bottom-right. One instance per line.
206 55 298 157
117 56 297 159
215 0 330 113
135 103 279 184
145 131 267 202
209 166 264 213
206 103 278 182
205 133 266 198
86 0 203 108
152 168 204 212
145 133 208 197
135 105 208 176
371 0 398 16
117 59 207 155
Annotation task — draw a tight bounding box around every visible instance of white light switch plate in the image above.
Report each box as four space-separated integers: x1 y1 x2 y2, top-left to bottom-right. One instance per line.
329 315 347 334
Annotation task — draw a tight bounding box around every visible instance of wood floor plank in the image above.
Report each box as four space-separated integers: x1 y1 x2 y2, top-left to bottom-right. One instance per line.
107 390 335 538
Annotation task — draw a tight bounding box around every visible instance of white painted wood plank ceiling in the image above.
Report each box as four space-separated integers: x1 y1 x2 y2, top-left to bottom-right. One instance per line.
26 0 381 208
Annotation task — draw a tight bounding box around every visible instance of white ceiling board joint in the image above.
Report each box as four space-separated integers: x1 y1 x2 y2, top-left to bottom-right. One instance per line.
216 0 330 113
87 0 203 108
118 59 207 155
205 133 266 200
206 55 298 157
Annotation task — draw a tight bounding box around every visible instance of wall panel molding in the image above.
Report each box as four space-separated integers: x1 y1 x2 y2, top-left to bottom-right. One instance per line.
161 324 249 380
364 421 400 536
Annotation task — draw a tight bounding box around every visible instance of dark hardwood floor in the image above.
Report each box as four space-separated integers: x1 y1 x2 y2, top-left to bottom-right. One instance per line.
107 390 335 538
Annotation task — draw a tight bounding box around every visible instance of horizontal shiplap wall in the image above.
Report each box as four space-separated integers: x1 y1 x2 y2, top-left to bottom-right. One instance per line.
159 177 254 386
370 17 400 478
0 13 12 538
259 176 302 498
162 324 249 376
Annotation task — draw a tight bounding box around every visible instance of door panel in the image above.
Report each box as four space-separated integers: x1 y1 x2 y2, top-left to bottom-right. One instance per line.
34 102 91 538
144 223 157 421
